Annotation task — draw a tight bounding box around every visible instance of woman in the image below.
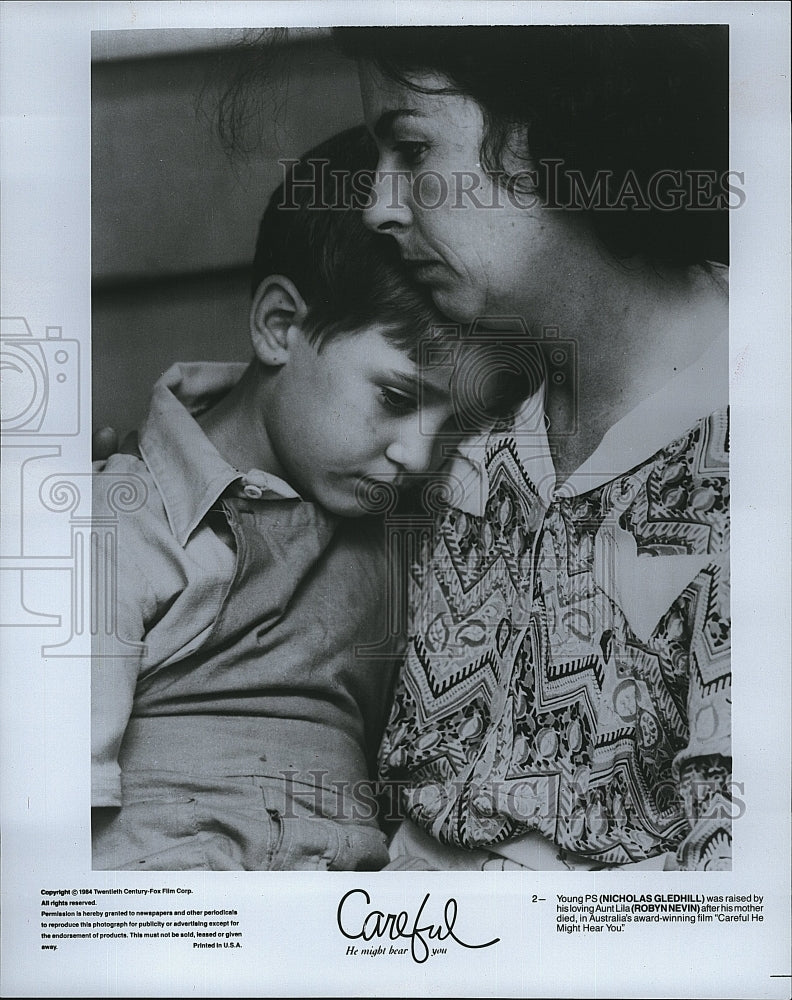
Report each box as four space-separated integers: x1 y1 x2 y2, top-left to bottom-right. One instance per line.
334 26 731 870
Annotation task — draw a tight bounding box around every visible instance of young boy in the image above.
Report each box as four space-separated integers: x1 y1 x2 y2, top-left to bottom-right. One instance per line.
91 126 458 871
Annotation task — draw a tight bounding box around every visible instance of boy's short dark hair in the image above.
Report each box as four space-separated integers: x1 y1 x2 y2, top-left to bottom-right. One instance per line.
251 125 446 356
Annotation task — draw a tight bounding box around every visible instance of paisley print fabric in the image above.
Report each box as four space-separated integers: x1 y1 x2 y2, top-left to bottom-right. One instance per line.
379 409 731 870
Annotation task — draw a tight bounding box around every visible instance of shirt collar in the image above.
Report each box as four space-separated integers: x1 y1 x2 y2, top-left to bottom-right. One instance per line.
138 362 299 546
561 326 730 498
449 326 729 515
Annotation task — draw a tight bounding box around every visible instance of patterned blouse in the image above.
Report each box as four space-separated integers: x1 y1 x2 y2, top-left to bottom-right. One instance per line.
379 377 731 870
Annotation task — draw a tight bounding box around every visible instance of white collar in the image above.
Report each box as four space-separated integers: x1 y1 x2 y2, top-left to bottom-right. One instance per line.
447 327 729 515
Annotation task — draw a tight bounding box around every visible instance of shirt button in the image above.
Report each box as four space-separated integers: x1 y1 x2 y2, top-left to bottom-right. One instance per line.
243 484 264 499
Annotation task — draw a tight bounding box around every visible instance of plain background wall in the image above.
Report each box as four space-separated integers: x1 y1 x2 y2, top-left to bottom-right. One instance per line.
92 28 363 432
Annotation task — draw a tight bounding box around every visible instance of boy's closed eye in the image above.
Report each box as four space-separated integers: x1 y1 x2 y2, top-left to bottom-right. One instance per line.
379 384 419 414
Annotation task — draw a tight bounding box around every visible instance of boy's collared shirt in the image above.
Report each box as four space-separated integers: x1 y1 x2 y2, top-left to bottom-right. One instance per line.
138 361 300 546
92 362 302 807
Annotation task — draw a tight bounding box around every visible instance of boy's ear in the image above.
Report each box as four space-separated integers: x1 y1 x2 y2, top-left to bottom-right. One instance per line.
250 275 309 366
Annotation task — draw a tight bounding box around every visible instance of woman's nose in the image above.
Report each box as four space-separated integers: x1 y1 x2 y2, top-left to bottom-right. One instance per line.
363 168 413 234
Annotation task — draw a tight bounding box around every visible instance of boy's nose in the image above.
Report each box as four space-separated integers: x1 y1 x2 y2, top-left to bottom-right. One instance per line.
363 169 413 234
384 427 435 476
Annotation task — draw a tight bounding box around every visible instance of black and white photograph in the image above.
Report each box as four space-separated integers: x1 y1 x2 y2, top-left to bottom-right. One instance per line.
1 2 790 997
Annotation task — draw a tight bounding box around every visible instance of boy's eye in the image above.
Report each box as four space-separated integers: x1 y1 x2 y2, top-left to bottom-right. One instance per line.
379 385 418 415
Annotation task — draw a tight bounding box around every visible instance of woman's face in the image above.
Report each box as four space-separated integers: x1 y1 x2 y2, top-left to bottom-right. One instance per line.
358 62 582 324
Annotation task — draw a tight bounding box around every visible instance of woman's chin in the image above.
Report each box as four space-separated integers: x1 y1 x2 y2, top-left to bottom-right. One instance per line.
429 284 482 325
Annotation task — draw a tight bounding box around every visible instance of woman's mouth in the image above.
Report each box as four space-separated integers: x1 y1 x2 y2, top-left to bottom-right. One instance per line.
405 259 446 282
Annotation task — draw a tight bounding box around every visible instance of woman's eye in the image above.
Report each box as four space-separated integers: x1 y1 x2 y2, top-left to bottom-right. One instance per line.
393 141 428 166
379 386 418 414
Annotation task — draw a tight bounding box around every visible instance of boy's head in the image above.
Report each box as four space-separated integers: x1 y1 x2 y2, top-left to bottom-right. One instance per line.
250 125 444 356
246 126 458 517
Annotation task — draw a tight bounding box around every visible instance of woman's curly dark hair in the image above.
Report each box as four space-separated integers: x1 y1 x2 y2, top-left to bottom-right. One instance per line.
333 25 729 266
